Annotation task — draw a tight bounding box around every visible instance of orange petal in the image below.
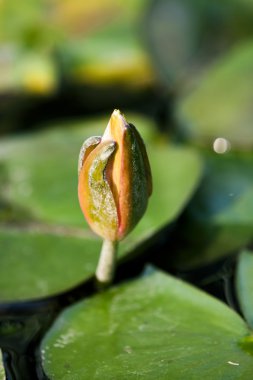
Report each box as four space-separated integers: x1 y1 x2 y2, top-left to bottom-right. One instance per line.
102 110 152 240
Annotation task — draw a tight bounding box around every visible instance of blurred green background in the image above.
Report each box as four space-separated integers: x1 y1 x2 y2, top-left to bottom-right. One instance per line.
1 0 253 133
2 0 253 131
1 0 253 301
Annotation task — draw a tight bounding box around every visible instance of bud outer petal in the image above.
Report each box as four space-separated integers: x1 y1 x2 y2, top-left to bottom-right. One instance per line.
78 140 118 241
78 136 101 176
103 110 152 240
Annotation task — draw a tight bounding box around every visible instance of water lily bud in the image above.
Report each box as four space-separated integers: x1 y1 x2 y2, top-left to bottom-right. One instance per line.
78 110 152 241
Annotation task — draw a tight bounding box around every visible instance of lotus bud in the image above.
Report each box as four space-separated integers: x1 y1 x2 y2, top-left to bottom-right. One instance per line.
78 109 152 285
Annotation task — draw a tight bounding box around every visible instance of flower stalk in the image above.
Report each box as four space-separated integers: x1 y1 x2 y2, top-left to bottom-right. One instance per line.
95 239 118 287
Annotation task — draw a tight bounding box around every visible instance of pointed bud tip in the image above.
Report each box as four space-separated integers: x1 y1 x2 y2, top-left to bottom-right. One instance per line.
112 109 127 125
110 109 130 138
112 109 123 118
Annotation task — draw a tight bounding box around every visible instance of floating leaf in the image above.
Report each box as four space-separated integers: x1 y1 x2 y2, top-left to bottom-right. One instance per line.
0 352 4 380
0 115 202 301
177 41 253 148
145 0 253 87
169 151 253 270
0 229 100 301
41 270 253 380
14 53 58 95
64 36 154 88
236 250 253 329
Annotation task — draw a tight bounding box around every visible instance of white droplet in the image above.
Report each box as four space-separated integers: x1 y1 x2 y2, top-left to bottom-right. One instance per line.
227 361 239 366
213 138 230 154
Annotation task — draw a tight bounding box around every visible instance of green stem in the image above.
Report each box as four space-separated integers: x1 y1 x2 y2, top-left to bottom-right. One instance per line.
95 239 118 287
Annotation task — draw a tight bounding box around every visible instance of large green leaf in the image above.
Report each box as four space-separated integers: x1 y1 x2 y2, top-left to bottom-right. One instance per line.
236 250 253 329
169 151 253 270
177 41 253 148
0 352 4 380
145 0 253 87
0 115 202 301
41 270 253 380
0 229 100 301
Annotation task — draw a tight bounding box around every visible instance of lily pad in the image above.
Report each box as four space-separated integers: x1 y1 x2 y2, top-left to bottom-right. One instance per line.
41 270 253 380
177 41 253 148
236 250 253 329
63 32 154 88
59 1 154 85
0 352 4 380
145 0 253 87
0 229 101 301
0 115 202 301
169 151 253 270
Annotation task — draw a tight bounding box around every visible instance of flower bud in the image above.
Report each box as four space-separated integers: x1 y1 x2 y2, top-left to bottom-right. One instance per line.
78 110 152 241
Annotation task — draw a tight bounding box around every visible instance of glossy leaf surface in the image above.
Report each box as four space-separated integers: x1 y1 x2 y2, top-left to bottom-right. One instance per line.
42 270 253 380
0 229 100 301
169 151 253 270
145 0 253 87
236 250 253 329
0 352 4 380
178 42 253 148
